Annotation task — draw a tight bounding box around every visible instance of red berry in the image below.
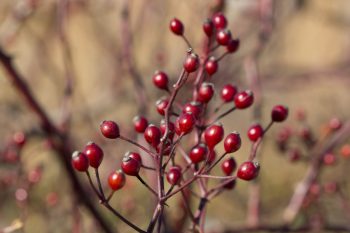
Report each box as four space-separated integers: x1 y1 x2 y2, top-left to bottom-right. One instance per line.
212 12 227 29
226 39 240 53
108 170 126 190
216 29 231 46
152 71 169 90
205 57 218 75
184 53 199 73
203 18 214 37
128 151 142 164
224 131 241 153
182 101 202 119
133 116 148 133
156 139 172 156
234 90 254 109
271 105 289 122
178 113 195 134
223 179 236 190
121 152 141 176
237 161 260 181
13 132 26 147
341 144 350 158
323 153 336 166
170 18 184 35
83 142 104 168
247 123 264 142
144 125 161 147
100 120 120 139
204 123 224 149
197 82 215 103
189 143 208 164
329 117 342 131
72 151 89 172
166 166 182 185
156 98 169 116
160 120 175 141
221 157 237 176
221 84 237 102
208 149 217 164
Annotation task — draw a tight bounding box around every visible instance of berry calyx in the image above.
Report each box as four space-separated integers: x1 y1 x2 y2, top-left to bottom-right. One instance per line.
224 131 241 153
144 125 161 147
237 161 260 181
166 166 182 185
100 120 120 139
203 18 214 37
205 57 218 75
72 151 89 172
216 29 232 46
121 152 141 176
156 98 169 116
170 18 184 36
204 123 224 149
271 105 289 122
226 39 240 53
184 53 199 73
177 113 195 134
133 116 148 133
83 142 104 168
247 123 264 142
108 170 126 191
221 157 237 176
152 71 169 90
197 82 215 103
189 143 208 164
221 84 238 102
182 101 202 119
212 12 227 29
234 90 254 109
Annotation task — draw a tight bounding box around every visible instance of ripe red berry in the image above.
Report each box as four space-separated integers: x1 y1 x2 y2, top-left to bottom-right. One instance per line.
247 123 264 142
224 132 241 153
182 101 202 119
144 125 161 147
152 71 169 90
212 12 227 29
83 142 104 168
197 82 215 103
203 18 214 37
221 84 238 102
221 157 237 176
156 98 169 116
226 39 240 53
204 123 224 149
216 29 232 46
184 53 199 73
108 170 126 191
234 90 254 109
160 120 175 141
121 152 141 176
133 116 148 133
166 166 182 185
170 18 184 36
72 151 89 172
100 120 120 139
177 113 195 134
271 105 289 122
237 161 260 181
13 132 26 147
189 143 208 164
205 57 218 75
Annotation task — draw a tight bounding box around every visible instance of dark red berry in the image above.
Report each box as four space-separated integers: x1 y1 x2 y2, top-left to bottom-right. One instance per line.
153 71 169 90
184 53 199 73
216 29 231 46
189 143 208 164
133 116 148 133
83 142 104 168
223 179 236 190
271 105 289 122
204 123 224 149
234 90 254 109
205 57 218 75
182 101 202 119
221 157 237 175
156 98 169 116
224 131 241 153
13 132 26 147
178 113 195 134
212 12 227 29
226 39 240 53
166 166 182 185
128 151 142 164
197 82 215 103
72 151 89 172
108 170 126 190
247 123 264 142
121 152 141 176
170 18 184 35
203 18 214 37
144 125 161 147
237 161 260 181
160 120 175 141
221 84 238 102
100 120 120 139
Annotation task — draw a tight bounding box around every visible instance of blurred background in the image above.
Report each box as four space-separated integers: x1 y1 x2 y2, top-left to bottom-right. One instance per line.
0 0 350 232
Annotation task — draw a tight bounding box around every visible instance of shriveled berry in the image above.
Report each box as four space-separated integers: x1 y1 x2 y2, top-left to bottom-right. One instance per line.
156 98 169 116
100 120 120 139
224 131 241 153
133 116 148 133
189 143 208 164
167 166 182 185
237 161 260 181
212 12 227 29
203 18 214 37
204 123 224 149
226 39 240 53
205 57 218 75
184 53 199 73
178 113 195 134
121 152 141 176
216 29 231 46
83 142 104 168
72 151 89 172
197 82 215 103
144 125 161 147
221 157 237 175
170 18 184 35
221 84 238 102
234 90 254 109
271 105 289 122
182 101 202 119
108 170 126 190
153 71 169 90
247 123 264 142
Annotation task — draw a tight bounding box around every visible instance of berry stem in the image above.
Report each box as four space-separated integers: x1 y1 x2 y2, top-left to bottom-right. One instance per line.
248 138 263 161
162 134 184 170
206 106 236 126
136 174 158 197
181 35 192 48
119 135 156 158
217 51 228 61
141 164 156 171
180 189 195 221
86 171 103 200
95 168 106 200
205 152 228 173
263 121 274 134
196 174 234 179
106 191 115 202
